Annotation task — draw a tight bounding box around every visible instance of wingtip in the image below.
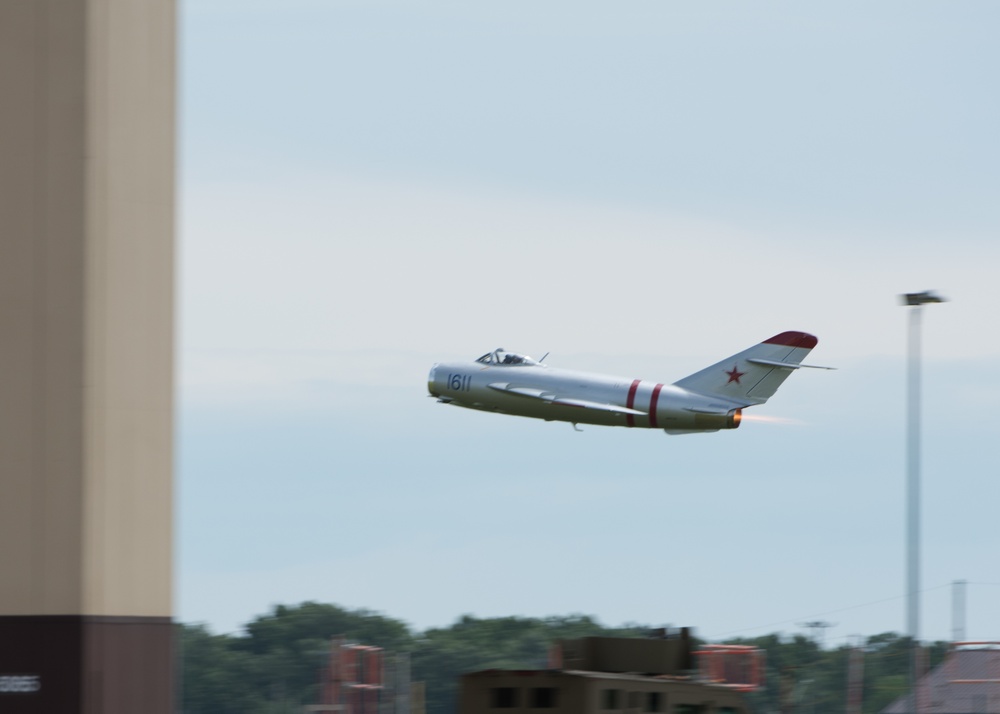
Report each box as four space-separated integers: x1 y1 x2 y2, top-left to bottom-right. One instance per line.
764 331 818 349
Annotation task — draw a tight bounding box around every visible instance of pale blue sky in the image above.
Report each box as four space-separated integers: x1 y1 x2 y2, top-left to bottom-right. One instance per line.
178 1 1000 646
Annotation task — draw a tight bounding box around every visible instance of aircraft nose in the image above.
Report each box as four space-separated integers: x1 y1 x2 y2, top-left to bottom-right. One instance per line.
427 364 440 397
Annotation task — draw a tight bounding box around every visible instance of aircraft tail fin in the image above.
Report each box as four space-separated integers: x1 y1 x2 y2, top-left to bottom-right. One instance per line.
673 331 820 406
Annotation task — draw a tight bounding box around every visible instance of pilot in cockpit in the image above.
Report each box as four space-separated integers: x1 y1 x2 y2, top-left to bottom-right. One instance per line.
475 349 539 367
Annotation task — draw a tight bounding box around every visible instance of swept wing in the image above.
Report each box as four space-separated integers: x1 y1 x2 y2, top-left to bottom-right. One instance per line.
487 382 647 416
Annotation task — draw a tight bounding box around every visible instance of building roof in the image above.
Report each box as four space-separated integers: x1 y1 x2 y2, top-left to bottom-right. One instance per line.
882 648 1000 714
464 668 725 688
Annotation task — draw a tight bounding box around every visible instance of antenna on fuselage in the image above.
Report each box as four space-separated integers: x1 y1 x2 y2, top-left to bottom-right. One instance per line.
539 352 550 363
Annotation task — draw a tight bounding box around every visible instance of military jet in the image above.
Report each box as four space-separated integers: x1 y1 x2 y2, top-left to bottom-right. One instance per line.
427 331 827 434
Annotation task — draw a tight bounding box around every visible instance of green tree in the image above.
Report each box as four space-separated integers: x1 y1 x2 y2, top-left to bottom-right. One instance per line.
234 602 416 710
180 602 415 713
179 624 265 714
178 602 951 714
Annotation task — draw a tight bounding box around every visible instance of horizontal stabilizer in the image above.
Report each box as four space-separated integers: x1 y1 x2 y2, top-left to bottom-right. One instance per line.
748 358 835 370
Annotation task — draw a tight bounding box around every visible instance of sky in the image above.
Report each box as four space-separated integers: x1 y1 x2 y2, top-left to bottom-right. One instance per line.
177 1 1000 648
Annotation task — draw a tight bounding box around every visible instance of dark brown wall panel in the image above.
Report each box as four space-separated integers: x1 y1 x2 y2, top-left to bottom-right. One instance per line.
0 616 173 714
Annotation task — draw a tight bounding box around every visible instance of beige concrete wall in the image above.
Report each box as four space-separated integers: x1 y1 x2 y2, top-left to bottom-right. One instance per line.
0 0 174 617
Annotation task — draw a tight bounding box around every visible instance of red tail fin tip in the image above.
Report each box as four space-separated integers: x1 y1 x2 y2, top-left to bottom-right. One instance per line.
763 331 818 349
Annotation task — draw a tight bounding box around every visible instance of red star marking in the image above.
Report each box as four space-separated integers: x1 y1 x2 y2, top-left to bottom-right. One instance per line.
725 365 746 384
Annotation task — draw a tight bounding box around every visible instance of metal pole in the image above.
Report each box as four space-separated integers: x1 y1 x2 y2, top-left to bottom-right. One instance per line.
846 640 864 714
906 303 922 710
900 290 946 714
952 580 967 643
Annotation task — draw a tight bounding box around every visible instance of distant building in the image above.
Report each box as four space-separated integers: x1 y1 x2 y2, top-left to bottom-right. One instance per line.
882 644 1000 714
459 632 758 714
459 669 751 714
306 637 414 714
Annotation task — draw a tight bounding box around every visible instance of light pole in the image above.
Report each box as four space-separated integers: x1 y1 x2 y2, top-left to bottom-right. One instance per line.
899 290 946 712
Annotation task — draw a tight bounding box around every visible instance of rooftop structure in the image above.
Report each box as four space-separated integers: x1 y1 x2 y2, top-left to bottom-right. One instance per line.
459 631 761 714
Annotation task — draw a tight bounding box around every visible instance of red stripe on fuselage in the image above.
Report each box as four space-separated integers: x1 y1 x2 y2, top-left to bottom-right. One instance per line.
648 383 664 428
625 379 641 427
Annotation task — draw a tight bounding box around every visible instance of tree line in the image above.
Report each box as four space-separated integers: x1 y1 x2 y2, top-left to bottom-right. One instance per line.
178 602 945 714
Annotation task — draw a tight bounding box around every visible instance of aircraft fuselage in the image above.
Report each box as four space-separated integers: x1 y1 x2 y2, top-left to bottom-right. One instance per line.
427 333 823 434
427 361 742 432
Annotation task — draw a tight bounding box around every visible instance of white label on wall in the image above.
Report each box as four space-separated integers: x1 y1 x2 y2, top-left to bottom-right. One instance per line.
0 675 41 693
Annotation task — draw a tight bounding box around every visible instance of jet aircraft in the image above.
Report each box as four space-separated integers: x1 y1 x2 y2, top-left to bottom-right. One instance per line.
427 331 827 434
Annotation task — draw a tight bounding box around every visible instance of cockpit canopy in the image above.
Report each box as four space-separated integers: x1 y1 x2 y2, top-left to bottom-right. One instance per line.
475 348 542 367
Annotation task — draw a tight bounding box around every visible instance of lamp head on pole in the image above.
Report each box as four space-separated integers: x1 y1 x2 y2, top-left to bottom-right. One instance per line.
900 291 947 307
